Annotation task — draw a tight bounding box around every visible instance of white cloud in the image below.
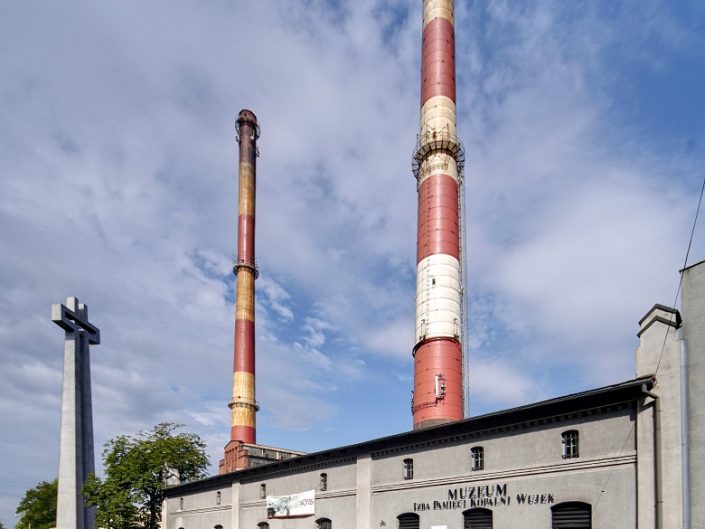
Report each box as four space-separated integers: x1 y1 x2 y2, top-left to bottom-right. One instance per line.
1 1 703 526
259 276 295 322
469 360 546 410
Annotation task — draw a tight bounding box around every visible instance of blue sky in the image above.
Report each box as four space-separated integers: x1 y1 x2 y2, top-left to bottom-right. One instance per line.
1 0 704 526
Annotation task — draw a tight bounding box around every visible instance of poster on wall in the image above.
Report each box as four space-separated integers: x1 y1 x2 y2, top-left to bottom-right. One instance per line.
266 489 315 518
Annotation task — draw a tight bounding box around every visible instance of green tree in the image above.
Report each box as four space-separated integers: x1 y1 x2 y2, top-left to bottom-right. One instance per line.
84 422 209 529
15 479 58 529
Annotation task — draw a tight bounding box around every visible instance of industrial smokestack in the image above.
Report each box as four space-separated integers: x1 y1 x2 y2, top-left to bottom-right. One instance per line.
412 0 465 429
219 111 307 473
229 109 260 445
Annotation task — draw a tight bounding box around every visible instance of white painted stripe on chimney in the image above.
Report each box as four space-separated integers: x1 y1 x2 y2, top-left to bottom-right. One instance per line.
417 151 458 184
415 254 462 342
423 0 454 27
420 96 456 138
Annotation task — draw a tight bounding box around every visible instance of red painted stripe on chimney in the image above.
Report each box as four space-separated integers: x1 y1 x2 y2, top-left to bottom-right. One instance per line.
421 17 456 104
417 174 460 262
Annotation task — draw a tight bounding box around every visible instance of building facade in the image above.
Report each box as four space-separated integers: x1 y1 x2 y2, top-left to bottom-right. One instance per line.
162 259 705 529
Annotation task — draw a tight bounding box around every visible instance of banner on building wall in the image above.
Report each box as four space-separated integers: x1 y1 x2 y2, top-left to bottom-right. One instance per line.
266 489 315 518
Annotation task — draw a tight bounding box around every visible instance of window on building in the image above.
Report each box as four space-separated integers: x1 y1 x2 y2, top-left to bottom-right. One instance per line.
551 502 591 528
216 491 221 505
561 430 579 459
471 446 484 471
403 458 414 480
316 517 332 529
214 525 223 529
257 523 269 529
320 472 328 491
179 498 184 510
463 507 492 529
397 513 420 529
259 483 266 499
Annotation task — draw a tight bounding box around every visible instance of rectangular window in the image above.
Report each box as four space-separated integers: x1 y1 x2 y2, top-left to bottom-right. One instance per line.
403 458 414 480
562 430 579 459
471 446 484 471
260 483 266 499
320 472 327 491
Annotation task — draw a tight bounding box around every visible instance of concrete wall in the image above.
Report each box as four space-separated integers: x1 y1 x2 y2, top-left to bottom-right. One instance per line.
371 465 636 528
165 406 639 529
372 408 635 486
370 409 636 528
239 461 356 503
166 487 231 529
237 461 357 529
239 496 356 529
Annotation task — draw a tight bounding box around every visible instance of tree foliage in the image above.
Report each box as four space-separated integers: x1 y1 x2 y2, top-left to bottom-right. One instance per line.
84 422 209 529
15 479 57 529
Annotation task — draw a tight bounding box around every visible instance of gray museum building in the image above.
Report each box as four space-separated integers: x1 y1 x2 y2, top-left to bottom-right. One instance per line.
162 260 705 528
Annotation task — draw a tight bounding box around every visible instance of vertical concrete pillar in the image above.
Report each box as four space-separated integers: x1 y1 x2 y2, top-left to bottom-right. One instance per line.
230 483 241 529
355 455 372 529
681 260 705 528
160 498 168 529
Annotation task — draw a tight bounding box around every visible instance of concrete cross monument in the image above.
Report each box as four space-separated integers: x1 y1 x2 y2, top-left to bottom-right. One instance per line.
52 297 100 529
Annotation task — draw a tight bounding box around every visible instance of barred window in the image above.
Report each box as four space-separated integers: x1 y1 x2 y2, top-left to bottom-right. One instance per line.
397 512 420 529
551 501 591 528
257 523 269 529
259 483 266 499
463 507 492 528
471 446 484 471
320 472 327 491
179 498 184 510
316 517 332 529
216 491 221 505
403 458 414 480
562 430 579 459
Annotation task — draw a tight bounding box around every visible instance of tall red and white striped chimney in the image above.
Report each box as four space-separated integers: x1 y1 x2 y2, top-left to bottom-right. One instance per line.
412 0 466 429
